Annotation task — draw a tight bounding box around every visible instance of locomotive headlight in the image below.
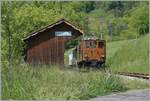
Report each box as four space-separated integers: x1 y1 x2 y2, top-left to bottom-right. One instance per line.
85 54 88 57
101 55 104 57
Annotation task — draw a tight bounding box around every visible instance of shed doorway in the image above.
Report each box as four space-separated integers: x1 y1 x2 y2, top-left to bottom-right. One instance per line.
64 38 79 66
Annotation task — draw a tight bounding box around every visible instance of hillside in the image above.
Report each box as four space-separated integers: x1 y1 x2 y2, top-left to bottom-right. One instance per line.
106 35 149 74
2 1 149 60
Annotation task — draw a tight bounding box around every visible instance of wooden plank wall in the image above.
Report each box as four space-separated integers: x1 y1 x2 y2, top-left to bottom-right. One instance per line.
26 36 72 65
25 23 81 66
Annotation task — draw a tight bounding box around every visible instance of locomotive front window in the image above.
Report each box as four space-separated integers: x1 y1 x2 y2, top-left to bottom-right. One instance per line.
85 41 90 48
85 41 96 48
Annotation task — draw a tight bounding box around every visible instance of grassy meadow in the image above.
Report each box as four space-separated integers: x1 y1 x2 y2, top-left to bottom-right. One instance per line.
2 35 149 100
2 61 149 100
106 35 149 74
1 1 149 100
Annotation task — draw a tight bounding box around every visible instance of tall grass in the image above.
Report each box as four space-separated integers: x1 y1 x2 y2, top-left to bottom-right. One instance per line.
2 61 149 100
107 35 149 74
2 62 127 100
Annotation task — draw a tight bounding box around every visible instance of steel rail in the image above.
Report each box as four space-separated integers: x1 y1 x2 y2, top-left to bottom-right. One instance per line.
117 72 149 80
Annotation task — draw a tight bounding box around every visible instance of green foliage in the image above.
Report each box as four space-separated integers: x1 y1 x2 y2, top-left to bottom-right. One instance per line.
1 1 88 60
1 1 149 61
65 39 79 49
129 2 149 35
89 1 149 40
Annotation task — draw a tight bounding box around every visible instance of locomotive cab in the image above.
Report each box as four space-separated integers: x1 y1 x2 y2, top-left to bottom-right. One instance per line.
72 39 106 68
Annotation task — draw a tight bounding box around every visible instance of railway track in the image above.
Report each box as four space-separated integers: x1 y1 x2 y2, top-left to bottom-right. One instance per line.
117 72 149 80
68 67 149 80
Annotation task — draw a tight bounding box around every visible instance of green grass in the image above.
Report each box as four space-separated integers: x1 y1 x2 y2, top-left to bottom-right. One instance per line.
106 35 149 74
123 79 149 90
2 35 149 99
2 62 149 100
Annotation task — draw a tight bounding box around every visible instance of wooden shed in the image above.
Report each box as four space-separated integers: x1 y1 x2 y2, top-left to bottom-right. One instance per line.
23 19 83 65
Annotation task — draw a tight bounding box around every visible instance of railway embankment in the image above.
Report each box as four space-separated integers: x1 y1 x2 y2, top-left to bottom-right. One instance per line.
107 35 148 74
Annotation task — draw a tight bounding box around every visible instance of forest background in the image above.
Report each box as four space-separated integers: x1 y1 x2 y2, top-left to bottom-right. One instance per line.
2 1 149 62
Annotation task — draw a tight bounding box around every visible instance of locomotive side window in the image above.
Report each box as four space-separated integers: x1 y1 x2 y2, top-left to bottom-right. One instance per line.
98 42 104 48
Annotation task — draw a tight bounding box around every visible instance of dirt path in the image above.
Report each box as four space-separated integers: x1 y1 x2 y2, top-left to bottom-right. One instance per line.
90 89 150 101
